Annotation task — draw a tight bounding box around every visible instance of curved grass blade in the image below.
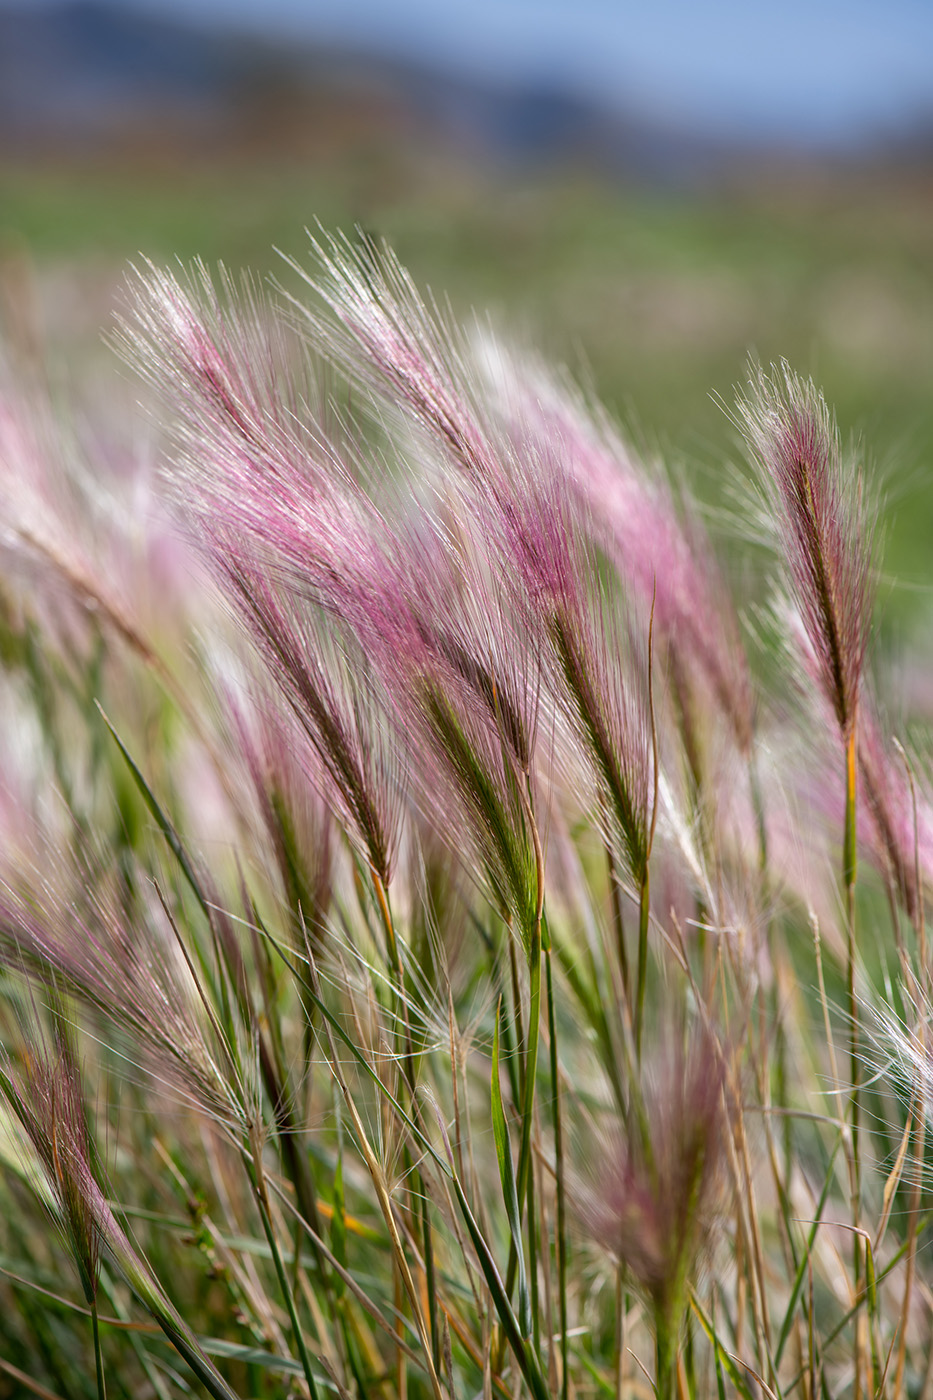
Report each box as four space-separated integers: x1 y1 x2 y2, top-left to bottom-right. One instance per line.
689 1292 756 1400
781 1218 933 1394
96 704 210 923
96 703 239 1049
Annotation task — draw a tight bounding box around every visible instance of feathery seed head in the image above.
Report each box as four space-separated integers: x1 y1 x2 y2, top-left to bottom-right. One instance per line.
227 684 335 939
0 1027 104 1304
583 1020 732 1321
0 878 255 1140
290 229 496 483
215 550 402 885
857 701 933 928
477 338 755 757
738 362 875 742
548 576 655 886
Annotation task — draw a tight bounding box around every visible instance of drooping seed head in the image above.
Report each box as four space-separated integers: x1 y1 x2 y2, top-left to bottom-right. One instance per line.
479 340 755 758
226 682 335 942
0 1026 104 1305
0 876 254 1140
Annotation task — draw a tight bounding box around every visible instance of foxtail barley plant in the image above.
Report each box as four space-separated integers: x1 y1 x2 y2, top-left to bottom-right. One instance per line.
0 229 932 1400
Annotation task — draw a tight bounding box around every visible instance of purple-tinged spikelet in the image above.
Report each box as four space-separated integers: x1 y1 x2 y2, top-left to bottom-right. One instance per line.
582 1020 731 1323
0 878 253 1139
0 1028 104 1306
737 362 874 744
351 511 545 940
0 381 162 667
283 242 657 898
857 701 933 929
227 684 335 942
287 230 498 486
481 342 755 760
215 544 401 885
550 576 654 888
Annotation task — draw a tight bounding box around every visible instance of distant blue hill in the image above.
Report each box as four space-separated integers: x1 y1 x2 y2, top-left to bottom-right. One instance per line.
0 0 927 175
0 1 249 135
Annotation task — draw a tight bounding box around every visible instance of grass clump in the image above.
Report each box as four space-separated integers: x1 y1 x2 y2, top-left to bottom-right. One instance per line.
0 229 930 1400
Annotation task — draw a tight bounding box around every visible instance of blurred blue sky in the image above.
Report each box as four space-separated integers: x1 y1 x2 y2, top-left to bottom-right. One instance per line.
8 0 932 151
26 0 932 147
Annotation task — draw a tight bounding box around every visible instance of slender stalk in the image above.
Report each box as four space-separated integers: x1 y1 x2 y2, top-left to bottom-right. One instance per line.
509 929 526 1100
683 1308 696 1400
896 740 928 1399
250 1146 321 1400
499 779 546 1362
516 925 542 1219
527 1124 540 1351
544 926 568 1400
895 1083 925 1399
636 590 660 1063
655 1318 676 1400
634 870 650 1062
421 1193 441 1376
497 919 542 1361
371 868 441 1377
843 727 863 1398
614 1267 626 1400
395 1272 409 1400
607 840 631 1009
90 1297 106 1400
517 775 547 1224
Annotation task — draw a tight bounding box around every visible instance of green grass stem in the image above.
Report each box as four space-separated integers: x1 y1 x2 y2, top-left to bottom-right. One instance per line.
544 930 569 1400
249 1150 321 1400
843 727 863 1396
91 1296 106 1400
634 871 651 1062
